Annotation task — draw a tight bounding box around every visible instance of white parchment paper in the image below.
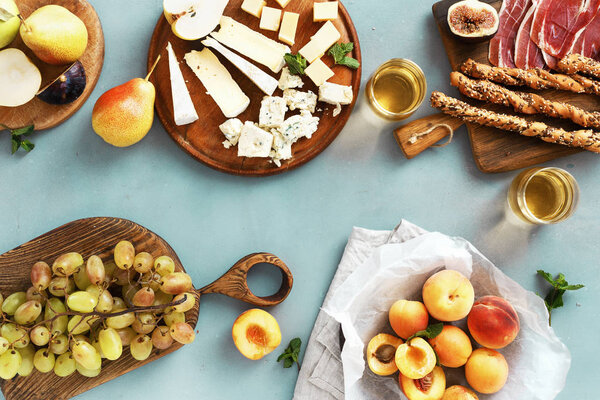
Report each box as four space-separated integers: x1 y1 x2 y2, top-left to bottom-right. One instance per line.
324 232 570 400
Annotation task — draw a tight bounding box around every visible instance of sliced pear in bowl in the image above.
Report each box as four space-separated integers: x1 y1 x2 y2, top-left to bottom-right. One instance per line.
163 0 229 41
0 48 41 107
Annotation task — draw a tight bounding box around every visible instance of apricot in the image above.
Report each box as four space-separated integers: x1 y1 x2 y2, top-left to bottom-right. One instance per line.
422 270 474 322
465 348 508 394
389 300 429 339
231 309 281 360
400 366 446 400
428 325 472 368
366 333 403 376
442 385 478 400
467 296 520 349
395 337 436 380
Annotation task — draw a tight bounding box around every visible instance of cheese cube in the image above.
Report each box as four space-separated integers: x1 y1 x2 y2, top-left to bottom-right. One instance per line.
238 122 274 158
278 11 299 46
283 89 317 113
260 6 282 32
318 82 353 105
278 67 304 90
299 21 341 63
313 1 338 21
241 0 266 18
275 0 292 8
219 118 244 148
259 96 288 128
305 58 334 86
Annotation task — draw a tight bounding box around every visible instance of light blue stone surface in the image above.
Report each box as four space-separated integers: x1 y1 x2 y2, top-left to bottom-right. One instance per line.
0 0 596 398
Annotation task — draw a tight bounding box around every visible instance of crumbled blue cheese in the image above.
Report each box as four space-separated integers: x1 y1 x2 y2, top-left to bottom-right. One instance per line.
219 118 244 148
278 67 304 90
318 82 353 105
283 89 317 113
259 96 288 128
238 122 274 157
270 130 293 167
277 110 320 142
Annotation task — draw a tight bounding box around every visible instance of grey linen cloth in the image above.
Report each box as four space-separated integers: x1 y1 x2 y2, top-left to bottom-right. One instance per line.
293 220 428 400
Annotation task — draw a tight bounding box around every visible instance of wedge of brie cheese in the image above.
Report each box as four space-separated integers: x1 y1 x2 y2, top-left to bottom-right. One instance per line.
166 42 199 126
184 48 250 118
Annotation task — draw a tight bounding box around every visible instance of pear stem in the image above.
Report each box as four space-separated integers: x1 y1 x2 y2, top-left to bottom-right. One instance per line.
145 54 161 81
17 14 30 32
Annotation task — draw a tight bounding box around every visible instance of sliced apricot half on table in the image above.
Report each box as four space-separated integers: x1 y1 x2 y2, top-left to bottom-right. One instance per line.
232 309 281 360
441 385 479 400
395 337 437 379
400 366 446 400
366 333 404 376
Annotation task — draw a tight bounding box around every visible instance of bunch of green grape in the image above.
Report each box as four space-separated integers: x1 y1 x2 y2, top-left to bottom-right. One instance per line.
0 240 197 379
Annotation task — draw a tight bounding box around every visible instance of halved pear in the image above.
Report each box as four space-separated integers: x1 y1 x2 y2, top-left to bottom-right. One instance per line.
163 0 229 41
0 48 41 107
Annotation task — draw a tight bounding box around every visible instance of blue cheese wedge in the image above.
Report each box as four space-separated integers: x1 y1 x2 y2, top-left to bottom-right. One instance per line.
202 37 278 96
259 96 288 128
166 42 198 126
184 48 250 118
238 122 274 157
318 82 353 105
278 67 304 90
219 118 244 148
283 89 317 113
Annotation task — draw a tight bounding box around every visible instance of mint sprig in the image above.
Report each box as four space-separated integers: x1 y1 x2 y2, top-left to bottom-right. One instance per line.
537 270 584 326
405 323 443 343
277 337 302 369
284 53 307 75
1 124 36 154
328 42 360 69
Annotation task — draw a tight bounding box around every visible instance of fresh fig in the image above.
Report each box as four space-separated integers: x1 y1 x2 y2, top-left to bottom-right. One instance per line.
447 0 499 43
37 61 86 105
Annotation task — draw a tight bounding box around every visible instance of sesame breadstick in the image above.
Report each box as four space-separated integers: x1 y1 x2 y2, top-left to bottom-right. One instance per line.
557 54 600 79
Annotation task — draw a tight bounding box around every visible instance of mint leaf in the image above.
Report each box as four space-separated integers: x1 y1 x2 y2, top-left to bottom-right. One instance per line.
0 7 15 22
284 53 307 75
277 337 302 370
20 140 35 152
11 139 19 155
537 269 584 326
2 124 36 155
328 42 360 70
406 323 444 343
11 125 34 136
337 56 360 69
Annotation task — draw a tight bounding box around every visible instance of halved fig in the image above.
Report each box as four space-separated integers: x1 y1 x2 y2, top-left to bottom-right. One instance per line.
0 48 42 107
37 61 86 105
447 0 499 43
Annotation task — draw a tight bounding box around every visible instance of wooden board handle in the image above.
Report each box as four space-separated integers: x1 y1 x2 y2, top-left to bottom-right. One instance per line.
394 113 465 159
198 253 293 307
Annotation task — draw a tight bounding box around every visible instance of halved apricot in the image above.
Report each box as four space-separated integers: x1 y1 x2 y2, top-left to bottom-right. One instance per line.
395 337 437 379
232 309 281 360
442 385 478 400
400 366 446 400
366 333 403 376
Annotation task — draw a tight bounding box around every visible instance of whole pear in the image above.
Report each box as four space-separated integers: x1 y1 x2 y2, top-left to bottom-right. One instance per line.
20 5 88 65
0 0 20 49
92 56 161 148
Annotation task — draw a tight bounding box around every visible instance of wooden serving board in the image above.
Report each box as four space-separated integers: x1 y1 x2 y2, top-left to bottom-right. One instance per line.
148 0 361 176
0 217 199 400
432 0 592 173
0 0 104 131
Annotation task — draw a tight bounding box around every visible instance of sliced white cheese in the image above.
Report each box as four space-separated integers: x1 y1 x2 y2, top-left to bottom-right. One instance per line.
219 118 244 148
238 122 274 157
278 67 304 90
299 21 341 63
313 1 339 22
211 16 290 73
241 0 266 18
274 0 292 8
277 110 320 141
283 89 317 113
202 37 278 96
259 6 282 31
184 48 250 118
259 96 288 128
278 11 299 46
305 58 334 86
318 82 353 105
166 42 199 126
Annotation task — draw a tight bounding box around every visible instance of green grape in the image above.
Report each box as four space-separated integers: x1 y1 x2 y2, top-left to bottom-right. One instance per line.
68 315 99 334
86 255 106 286
16 344 34 377
66 291 98 313
31 261 52 291
152 290 173 306
26 286 45 303
45 298 68 335
130 334 153 361
48 334 69 355
92 339 105 359
14 300 42 325
132 287 155 307
0 349 22 379
30 325 51 346
116 327 137 346
0 337 9 355
169 322 195 344
106 310 135 330
132 313 156 334
114 240 135 270
121 282 140 305
141 272 161 291
173 292 196 313
113 267 137 286
104 260 117 281
1 323 29 348
73 264 92 290
112 297 126 310
159 272 193 295
54 352 76 377
72 340 101 370
133 252 153 274
72 334 91 345
76 362 101 377
52 252 84 277
151 326 173 350
33 348 55 373
154 256 175 277
163 309 185 326
48 276 75 297
2 292 27 315
0 293 3 311
98 327 123 360
86 285 114 313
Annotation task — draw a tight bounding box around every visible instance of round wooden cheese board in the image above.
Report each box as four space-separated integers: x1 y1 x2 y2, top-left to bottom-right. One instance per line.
148 0 361 176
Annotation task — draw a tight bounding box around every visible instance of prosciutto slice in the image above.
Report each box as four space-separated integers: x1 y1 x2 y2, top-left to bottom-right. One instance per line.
489 0 531 67
569 11 600 59
514 3 547 69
